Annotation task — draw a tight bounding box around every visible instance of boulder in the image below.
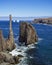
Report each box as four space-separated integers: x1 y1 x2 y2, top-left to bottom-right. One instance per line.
19 22 38 45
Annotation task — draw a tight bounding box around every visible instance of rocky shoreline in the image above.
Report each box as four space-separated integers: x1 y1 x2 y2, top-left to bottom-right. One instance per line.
32 17 52 24
0 15 24 65
0 15 38 65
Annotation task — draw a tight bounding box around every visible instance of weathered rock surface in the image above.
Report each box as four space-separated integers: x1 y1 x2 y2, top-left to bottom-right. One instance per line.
6 15 16 51
19 22 38 45
0 52 20 64
0 30 7 51
0 52 15 64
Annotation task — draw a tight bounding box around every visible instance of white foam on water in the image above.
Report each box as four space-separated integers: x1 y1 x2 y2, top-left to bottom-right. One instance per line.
9 43 36 56
9 47 26 56
38 38 43 41
37 23 52 27
28 44 36 49
29 56 33 59
9 37 43 65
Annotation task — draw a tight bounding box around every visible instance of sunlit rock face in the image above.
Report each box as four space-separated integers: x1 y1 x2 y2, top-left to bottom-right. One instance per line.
0 30 6 51
6 15 16 51
19 22 38 45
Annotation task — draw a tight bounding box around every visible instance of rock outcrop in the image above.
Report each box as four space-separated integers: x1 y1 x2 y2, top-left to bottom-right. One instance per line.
0 52 20 64
6 15 16 51
19 22 38 45
0 15 23 65
0 30 7 51
0 15 15 51
33 17 52 24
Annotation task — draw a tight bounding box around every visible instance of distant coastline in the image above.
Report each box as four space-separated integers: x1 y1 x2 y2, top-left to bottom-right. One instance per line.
0 16 52 24
0 16 52 20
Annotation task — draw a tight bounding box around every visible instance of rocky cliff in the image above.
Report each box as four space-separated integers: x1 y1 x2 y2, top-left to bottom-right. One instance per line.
33 17 52 24
19 22 38 45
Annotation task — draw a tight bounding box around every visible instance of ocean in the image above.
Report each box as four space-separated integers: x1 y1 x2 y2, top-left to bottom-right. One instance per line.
0 20 52 65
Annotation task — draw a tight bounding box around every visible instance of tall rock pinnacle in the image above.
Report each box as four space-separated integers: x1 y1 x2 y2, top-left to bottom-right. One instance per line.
9 15 13 40
9 15 12 30
6 15 15 51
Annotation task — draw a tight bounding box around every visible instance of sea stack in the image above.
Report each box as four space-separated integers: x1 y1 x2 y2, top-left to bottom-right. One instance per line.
6 15 15 51
0 30 6 51
19 22 38 45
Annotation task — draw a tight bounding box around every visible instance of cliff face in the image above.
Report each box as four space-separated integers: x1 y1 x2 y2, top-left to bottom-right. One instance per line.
6 15 15 51
33 17 52 24
19 22 38 45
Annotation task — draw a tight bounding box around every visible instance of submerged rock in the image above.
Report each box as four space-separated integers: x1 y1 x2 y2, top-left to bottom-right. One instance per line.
19 22 38 45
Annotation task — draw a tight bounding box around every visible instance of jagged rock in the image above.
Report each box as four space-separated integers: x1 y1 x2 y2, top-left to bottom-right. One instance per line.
0 30 7 51
6 15 16 51
0 52 15 64
13 56 20 64
19 22 38 45
0 52 20 64
13 55 24 64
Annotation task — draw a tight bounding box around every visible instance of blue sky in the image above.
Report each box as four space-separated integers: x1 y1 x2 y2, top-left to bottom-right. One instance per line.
0 0 52 17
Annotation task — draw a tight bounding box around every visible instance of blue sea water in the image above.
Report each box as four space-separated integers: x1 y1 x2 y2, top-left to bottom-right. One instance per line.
0 21 52 65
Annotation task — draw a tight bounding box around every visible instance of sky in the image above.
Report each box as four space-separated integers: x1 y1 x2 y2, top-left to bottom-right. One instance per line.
0 0 52 17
